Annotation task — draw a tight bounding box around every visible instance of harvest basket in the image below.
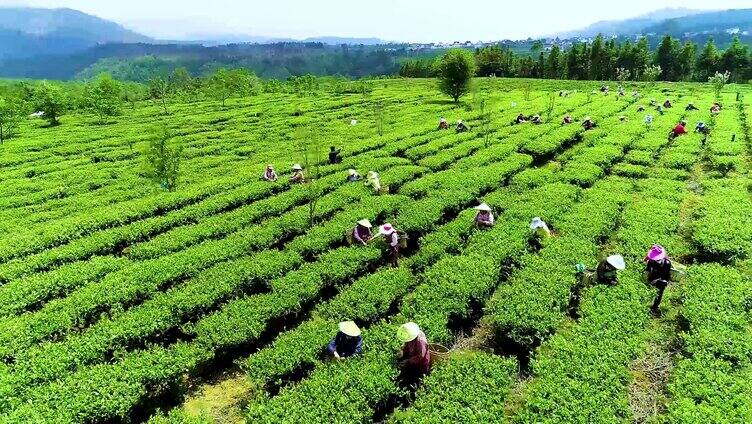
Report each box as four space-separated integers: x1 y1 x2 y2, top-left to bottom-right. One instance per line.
428 343 451 364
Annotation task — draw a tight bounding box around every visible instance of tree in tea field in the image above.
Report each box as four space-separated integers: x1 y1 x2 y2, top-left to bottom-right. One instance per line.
206 68 260 107
33 82 68 126
149 76 173 115
0 95 25 144
86 73 123 123
143 125 183 191
437 49 476 103
708 71 731 100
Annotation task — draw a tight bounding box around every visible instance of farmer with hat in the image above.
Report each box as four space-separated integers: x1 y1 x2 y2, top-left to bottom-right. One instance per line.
685 102 699 111
290 164 305 184
695 122 710 135
262 164 278 182
529 217 551 250
347 169 361 182
711 102 721 114
663 99 673 109
644 245 673 315
396 322 431 381
530 115 542 125
474 203 494 229
456 120 469 133
328 146 342 164
562 115 573 125
576 254 626 286
514 113 527 125
438 117 449 130
352 219 373 246
582 116 596 131
364 171 381 194
326 321 363 359
380 223 401 267
671 120 687 139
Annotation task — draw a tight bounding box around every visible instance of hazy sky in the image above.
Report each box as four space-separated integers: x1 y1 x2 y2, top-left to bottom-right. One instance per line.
4 0 751 41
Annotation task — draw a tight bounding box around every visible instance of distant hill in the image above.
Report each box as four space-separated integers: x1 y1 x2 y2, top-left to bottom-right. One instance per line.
643 9 752 36
557 8 707 38
0 7 151 59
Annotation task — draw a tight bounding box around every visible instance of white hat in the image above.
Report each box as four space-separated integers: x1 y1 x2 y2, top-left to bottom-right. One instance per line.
357 219 372 228
339 321 361 337
292 164 303 171
606 255 626 270
348 169 358 176
379 223 395 235
530 217 546 230
350 119 358 125
474 203 492 212
368 171 379 178
397 322 421 343
440 117 447 122
457 120 463 124
583 116 592 121
267 164 274 168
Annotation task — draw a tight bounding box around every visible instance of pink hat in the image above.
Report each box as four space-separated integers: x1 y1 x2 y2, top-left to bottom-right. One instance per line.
379 224 395 235
645 245 667 262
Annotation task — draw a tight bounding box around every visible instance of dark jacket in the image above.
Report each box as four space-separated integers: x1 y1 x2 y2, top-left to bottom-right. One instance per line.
327 332 363 358
646 258 672 283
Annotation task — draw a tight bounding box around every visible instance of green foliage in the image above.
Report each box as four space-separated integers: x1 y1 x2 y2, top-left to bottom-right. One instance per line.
0 94 26 143
436 49 476 103
142 125 183 191
205 68 261 107
33 81 69 126
85 73 123 122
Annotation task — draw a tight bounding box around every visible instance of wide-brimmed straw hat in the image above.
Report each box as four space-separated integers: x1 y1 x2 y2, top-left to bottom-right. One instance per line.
583 116 592 121
397 322 420 343
357 219 372 228
339 321 361 337
645 245 667 262
267 164 274 168
292 164 303 171
607 255 626 270
368 171 379 178
530 217 546 230
474 203 492 212
348 169 358 176
379 224 395 235
680 120 687 126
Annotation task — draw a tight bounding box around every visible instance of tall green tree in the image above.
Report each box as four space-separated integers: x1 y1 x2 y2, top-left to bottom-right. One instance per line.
676 42 697 81
143 125 183 191
589 35 606 80
633 37 652 80
436 49 476 103
206 68 259 107
546 44 564 79
655 35 681 81
696 38 720 82
720 36 750 83
86 73 122 122
33 82 68 126
0 95 25 144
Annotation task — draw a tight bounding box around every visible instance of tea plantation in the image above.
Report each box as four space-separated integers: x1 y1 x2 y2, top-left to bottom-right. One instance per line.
0 78 750 423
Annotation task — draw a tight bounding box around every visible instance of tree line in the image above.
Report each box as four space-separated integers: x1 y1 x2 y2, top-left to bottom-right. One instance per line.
401 35 752 83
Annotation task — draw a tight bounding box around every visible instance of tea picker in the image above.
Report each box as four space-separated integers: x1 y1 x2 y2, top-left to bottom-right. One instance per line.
456 120 469 133
582 116 596 131
644 245 686 315
379 223 403 267
576 254 626 287
364 171 382 194
474 203 495 229
328 146 342 164
529 217 551 250
347 169 361 182
262 164 278 182
670 120 687 139
663 99 673 108
396 322 431 383
351 219 373 246
685 102 699 111
326 321 363 360
290 164 305 183
438 117 449 130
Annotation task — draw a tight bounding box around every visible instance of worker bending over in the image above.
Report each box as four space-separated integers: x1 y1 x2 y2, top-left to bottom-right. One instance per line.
326 321 363 359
